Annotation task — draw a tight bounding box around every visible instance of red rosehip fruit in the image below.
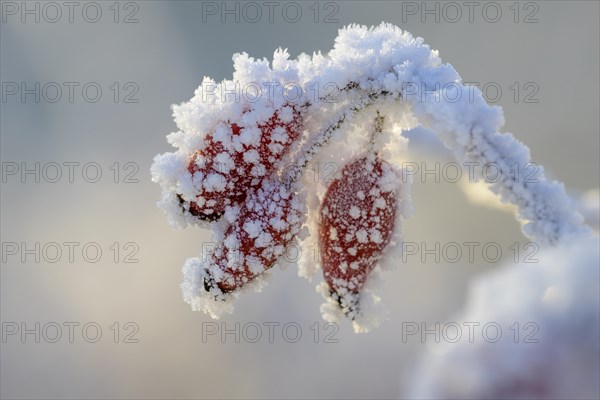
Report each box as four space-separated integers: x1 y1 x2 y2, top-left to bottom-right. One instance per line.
180 105 303 221
203 180 305 293
319 156 397 311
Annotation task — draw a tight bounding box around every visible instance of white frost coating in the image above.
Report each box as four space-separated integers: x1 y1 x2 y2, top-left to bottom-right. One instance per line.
224 204 240 224
370 229 383 244
204 173 226 192
242 220 261 238
243 149 260 164
181 257 271 319
355 229 369 244
180 179 307 316
408 235 600 399
152 23 592 327
214 152 234 173
409 90 590 244
318 23 588 245
318 267 389 333
180 258 235 319
297 104 415 281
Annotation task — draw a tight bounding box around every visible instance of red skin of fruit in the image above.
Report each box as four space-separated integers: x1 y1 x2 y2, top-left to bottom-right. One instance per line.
206 182 301 293
184 124 244 220
319 157 397 295
182 105 303 221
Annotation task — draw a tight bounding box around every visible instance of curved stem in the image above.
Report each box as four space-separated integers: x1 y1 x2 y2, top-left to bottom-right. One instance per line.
368 110 385 157
404 81 591 245
285 90 399 187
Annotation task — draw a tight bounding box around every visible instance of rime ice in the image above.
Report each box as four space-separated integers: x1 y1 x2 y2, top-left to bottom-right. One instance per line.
152 23 592 332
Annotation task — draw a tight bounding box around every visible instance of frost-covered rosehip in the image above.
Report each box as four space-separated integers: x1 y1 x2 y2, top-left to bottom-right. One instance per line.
200 180 306 294
180 105 303 221
160 23 592 341
319 156 398 315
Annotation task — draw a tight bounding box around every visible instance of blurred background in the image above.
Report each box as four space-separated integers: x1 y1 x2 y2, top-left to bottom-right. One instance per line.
1 1 598 398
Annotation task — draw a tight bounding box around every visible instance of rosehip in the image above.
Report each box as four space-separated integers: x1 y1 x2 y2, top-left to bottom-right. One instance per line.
202 180 306 294
179 105 303 222
319 156 397 313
